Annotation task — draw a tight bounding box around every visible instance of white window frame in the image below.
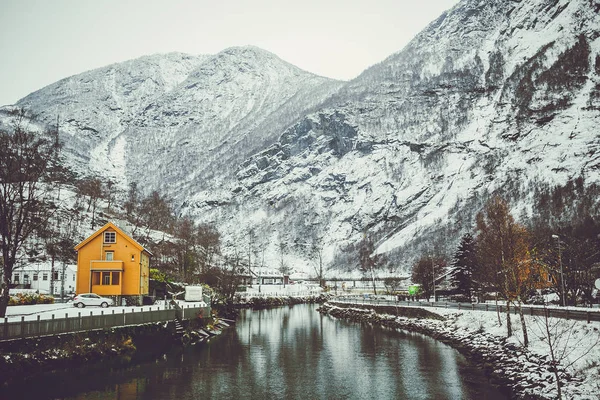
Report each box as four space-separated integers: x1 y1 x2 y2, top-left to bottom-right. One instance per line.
104 231 116 244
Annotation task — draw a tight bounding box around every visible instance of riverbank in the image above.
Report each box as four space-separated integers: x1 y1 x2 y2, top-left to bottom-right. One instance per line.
319 302 598 399
0 315 220 389
235 293 331 308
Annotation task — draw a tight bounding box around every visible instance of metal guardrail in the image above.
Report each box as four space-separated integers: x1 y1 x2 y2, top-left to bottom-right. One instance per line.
332 297 600 323
237 291 322 298
0 305 210 341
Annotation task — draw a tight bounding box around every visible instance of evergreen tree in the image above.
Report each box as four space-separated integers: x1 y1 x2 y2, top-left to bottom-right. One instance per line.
450 233 477 300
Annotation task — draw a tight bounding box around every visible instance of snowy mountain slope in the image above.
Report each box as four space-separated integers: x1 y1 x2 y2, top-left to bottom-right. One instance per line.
3 0 598 277
122 46 343 197
4 47 343 198
13 52 209 179
184 0 600 274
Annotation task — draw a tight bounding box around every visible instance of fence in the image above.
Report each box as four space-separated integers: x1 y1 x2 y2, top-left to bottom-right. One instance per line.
332 297 600 323
237 290 322 299
0 304 210 341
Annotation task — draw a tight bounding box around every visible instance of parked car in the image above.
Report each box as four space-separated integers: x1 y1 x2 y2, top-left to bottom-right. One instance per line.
72 293 114 308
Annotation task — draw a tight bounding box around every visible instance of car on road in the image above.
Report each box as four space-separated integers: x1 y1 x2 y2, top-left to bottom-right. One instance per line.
72 293 114 308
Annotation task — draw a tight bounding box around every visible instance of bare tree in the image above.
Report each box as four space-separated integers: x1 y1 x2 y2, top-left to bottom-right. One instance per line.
476 195 533 345
124 181 140 231
76 177 104 228
277 234 290 285
104 180 114 213
531 310 600 399
0 111 62 317
216 248 245 303
411 255 446 300
383 277 404 295
138 190 174 244
246 228 257 287
358 231 386 295
196 223 220 276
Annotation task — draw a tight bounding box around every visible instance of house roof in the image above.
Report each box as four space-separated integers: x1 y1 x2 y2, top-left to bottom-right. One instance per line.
14 264 77 273
74 222 151 256
250 267 284 278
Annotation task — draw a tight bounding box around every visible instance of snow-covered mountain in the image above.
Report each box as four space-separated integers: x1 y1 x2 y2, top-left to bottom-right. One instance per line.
7 47 343 193
3 0 599 276
15 52 209 177
122 46 344 197
183 0 600 273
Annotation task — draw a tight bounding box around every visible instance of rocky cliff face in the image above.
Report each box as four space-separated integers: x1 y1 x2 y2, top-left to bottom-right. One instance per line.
15 52 208 177
122 46 344 197
183 0 600 273
8 47 343 194
3 0 599 276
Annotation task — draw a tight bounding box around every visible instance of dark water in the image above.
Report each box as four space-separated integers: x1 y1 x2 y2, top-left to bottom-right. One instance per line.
6 304 507 399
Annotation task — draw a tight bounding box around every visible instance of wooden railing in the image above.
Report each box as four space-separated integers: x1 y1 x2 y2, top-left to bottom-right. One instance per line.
0 304 210 341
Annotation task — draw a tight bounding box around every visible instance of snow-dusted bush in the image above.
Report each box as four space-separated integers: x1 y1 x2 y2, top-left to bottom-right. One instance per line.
8 292 54 306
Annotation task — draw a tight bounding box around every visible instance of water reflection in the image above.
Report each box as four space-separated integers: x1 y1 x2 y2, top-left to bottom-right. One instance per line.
7 304 507 400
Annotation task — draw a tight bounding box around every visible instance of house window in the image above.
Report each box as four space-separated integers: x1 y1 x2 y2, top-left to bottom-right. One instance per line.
53 271 59 280
102 272 111 285
33 273 38 281
104 231 116 244
23 274 30 284
111 272 120 285
92 272 101 285
105 252 114 261
42 273 48 281
13 274 19 283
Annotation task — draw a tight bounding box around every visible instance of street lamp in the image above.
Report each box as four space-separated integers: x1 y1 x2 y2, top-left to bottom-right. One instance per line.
552 234 566 307
431 256 436 302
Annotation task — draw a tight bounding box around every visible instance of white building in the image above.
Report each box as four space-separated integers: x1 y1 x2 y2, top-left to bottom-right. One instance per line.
251 267 284 285
11 263 77 296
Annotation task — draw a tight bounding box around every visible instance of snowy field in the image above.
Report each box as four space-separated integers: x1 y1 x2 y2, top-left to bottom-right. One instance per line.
431 307 600 396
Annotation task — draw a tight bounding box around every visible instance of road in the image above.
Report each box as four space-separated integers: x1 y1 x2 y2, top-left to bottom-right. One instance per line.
3 300 206 322
333 296 600 323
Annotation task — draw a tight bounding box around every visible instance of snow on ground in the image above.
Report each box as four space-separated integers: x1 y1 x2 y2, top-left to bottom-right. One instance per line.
431 307 600 396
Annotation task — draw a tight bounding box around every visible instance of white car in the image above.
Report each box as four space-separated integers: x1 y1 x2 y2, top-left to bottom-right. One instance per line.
72 293 114 308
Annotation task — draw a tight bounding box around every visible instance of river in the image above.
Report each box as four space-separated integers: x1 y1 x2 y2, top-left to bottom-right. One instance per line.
9 304 507 399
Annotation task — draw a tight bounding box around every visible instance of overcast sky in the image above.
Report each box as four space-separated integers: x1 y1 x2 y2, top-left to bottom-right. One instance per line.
0 0 459 107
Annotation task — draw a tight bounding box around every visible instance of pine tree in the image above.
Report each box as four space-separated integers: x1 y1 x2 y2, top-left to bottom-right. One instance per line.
450 233 477 300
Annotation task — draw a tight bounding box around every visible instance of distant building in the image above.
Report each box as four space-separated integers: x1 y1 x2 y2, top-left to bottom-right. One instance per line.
251 267 284 285
74 222 151 304
11 264 77 295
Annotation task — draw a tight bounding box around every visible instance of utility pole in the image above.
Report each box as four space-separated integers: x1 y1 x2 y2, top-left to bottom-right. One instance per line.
552 235 566 307
431 256 436 302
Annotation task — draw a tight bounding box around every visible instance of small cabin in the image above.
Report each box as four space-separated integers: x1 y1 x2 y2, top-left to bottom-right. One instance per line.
74 222 151 304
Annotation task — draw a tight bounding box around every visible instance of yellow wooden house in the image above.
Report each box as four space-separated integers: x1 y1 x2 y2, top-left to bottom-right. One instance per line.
75 222 151 301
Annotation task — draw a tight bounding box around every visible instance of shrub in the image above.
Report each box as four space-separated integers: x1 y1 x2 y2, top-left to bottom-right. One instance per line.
8 292 54 306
